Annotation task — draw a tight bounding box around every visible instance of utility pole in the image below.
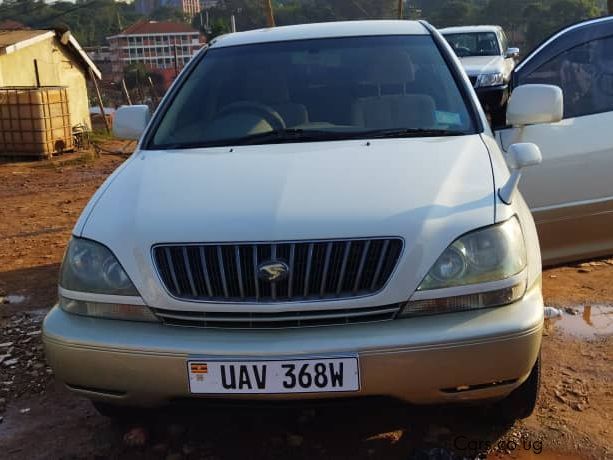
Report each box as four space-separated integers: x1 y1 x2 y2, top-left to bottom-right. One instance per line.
121 78 132 105
231 14 236 33
397 0 403 19
89 68 111 134
263 0 275 27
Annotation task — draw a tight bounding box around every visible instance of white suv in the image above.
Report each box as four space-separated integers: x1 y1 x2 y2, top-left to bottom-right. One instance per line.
43 21 563 420
441 25 519 125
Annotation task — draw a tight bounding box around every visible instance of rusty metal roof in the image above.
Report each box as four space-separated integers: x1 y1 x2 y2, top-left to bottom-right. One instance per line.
0 29 101 79
0 29 50 51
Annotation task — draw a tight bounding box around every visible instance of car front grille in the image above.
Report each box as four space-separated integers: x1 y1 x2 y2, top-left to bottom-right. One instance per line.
152 238 403 303
152 303 401 329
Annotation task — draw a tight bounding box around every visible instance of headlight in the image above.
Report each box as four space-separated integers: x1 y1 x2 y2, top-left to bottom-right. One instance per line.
399 217 527 318
476 72 504 87
417 217 526 291
59 237 138 296
59 296 158 322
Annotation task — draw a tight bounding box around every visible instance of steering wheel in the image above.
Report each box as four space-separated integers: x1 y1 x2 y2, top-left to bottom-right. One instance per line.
217 102 286 131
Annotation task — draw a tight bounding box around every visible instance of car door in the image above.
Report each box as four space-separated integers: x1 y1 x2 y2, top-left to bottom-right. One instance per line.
495 18 613 265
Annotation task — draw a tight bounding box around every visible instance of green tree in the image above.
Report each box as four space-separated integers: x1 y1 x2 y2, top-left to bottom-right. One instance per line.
150 6 189 22
123 62 149 89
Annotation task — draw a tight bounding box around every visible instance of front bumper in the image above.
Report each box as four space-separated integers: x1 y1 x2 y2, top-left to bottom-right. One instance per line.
43 284 543 408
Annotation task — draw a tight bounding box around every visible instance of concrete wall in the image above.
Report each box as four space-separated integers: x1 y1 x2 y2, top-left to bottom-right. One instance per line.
0 36 92 129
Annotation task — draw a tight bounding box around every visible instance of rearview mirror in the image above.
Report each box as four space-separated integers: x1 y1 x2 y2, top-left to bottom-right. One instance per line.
506 47 520 59
113 105 151 140
506 84 563 127
498 143 542 205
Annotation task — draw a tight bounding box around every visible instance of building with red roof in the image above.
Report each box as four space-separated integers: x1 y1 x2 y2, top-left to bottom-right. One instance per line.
107 20 205 87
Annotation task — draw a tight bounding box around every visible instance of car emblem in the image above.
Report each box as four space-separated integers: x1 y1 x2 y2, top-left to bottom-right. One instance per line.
257 261 289 282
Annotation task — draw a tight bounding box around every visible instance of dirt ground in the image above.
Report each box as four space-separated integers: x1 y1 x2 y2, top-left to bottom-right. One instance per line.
0 145 611 460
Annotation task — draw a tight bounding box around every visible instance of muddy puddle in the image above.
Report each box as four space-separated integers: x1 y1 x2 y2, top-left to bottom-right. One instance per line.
545 304 613 339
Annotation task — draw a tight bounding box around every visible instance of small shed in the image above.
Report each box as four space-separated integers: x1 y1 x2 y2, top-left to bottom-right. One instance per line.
0 28 102 130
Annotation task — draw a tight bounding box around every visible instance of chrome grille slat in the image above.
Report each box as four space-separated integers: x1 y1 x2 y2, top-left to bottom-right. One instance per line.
216 246 229 298
235 247 245 298
152 303 401 329
319 242 333 296
353 240 371 294
164 247 181 294
336 241 352 295
288 243 295 298
182 247 198 297
371 239 390 291
153 238 403 303
252 245 260 300
198 247 213 297
303 243 314 297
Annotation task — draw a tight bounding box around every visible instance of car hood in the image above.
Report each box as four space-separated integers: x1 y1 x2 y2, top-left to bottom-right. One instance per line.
459 55 504 76
80 136 496 307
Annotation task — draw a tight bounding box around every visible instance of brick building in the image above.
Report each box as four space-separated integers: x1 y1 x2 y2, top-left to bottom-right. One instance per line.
107 21 205 88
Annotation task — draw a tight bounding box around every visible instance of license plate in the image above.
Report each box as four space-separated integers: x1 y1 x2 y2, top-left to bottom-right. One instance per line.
187 357 359 394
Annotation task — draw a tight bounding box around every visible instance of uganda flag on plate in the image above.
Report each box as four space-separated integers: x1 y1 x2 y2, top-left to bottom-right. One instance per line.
190 363 208 374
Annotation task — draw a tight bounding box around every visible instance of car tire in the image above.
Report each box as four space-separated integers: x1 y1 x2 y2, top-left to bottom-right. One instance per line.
498 354 541 421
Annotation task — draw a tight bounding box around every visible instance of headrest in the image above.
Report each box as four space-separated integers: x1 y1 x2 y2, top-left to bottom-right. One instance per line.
365 49 416 84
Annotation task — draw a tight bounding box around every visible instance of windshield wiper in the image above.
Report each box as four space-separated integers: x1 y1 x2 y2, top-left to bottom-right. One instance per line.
363 128 470 139
232 129 349 145
155 128 469 150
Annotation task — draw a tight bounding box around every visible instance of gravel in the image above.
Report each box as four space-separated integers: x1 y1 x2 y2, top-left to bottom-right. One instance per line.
0 311 53 408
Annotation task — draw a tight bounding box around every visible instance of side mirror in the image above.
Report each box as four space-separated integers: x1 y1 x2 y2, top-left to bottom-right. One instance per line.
498 143 542 205
113 105 151 140
506 47 520 59
506 84 563 127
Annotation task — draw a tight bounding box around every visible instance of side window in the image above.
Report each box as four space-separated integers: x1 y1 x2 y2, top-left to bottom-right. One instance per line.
518 36 613 119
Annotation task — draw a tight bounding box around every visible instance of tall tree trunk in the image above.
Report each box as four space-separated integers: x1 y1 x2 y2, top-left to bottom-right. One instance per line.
609 0 613 15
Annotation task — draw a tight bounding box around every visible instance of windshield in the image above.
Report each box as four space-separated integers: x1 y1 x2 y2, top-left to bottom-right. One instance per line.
149 35 477 149
443 32 501 57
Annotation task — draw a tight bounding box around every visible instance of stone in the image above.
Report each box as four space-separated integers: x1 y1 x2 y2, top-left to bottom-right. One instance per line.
3 359 18 367
287 434 304 447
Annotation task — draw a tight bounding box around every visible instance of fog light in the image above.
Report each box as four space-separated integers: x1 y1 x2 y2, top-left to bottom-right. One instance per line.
399 282 526 318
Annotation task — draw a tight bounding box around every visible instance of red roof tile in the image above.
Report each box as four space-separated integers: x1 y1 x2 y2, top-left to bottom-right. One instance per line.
120 20 198 35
